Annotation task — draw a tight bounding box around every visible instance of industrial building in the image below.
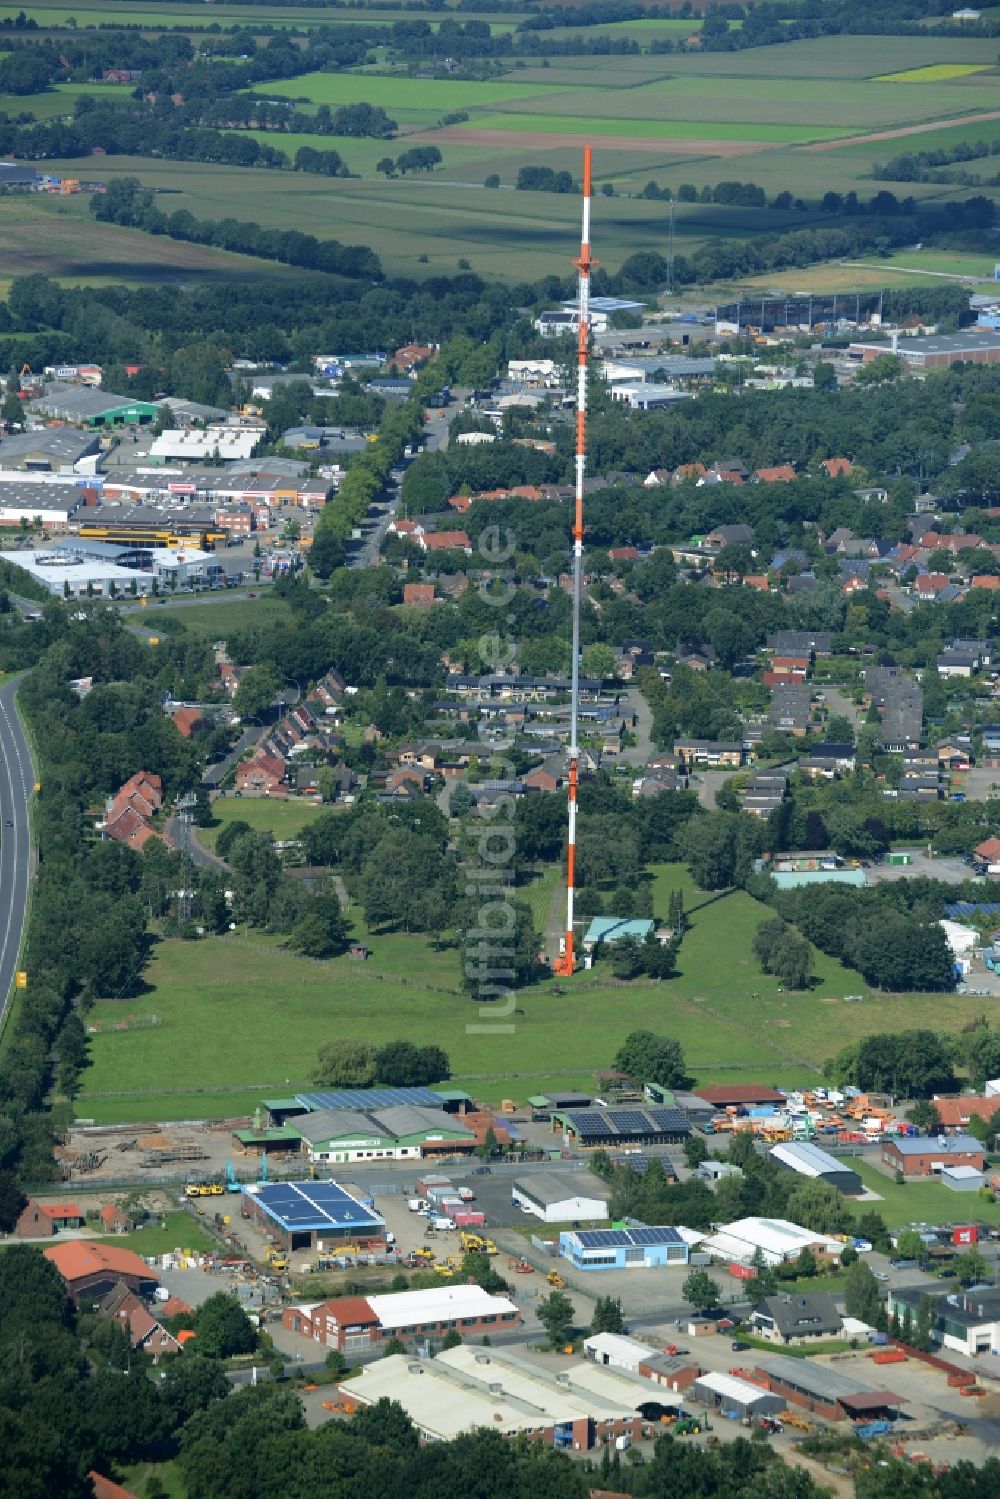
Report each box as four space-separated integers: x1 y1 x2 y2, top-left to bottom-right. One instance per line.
5 547 153 598
341 1344 670 1448
284 1105 476 1166
850 328 1000 370
693 1084 786 1109
692 1371 786 1421
699 1217 844 1268
880 1134 985 1178
0 479 88 528
240 1180 385 1252
752 1355 902 1423
0 428 101 471
554 1105 690 1148
149 427 262 462
285 1284 520 1352
265 1086 467 1123
888 1284 1000 1357
28 383 160 427
560 1226 689 1271
770 1140 862 1196
511 1171 610 1224
584 1334 701 1392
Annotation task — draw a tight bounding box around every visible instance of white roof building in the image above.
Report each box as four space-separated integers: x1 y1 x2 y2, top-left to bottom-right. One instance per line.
344 1344 662 1443
693 1371 785 1416
3 548 152 598
699 1216 844 1267
365 1284 517 1332
939 919 977 957
584 1332 655 1372
150 426 261 462
511 1172 609 1224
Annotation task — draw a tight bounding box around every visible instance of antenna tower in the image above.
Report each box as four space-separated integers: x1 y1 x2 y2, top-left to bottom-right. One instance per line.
553 146 594 978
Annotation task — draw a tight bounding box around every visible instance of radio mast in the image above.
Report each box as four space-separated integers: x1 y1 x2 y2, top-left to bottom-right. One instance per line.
554 146 594 978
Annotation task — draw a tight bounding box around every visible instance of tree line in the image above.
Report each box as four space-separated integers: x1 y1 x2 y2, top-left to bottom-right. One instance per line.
92 176 383 281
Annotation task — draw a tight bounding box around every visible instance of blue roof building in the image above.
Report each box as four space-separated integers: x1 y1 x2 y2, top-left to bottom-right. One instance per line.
583 917 654 951
241 1179 385 1250
560 1226 690 1271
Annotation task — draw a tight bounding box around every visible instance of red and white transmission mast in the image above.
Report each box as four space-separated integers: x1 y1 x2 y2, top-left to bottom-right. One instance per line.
554 146 594 978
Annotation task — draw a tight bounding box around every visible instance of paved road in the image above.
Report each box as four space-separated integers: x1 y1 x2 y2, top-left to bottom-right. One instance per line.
0 676 34 1033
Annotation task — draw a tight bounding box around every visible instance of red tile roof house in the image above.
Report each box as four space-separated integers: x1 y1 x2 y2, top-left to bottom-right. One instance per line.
972 574 1000 591
171 706 205 738
608 546 640 563
235 750 286 794
15 1199 85 1237
44 1241 161 1303
99 1203 134 1234
90 1474 140 1499
402 582 436 608
932 1095 1000 1130
98 1284 182 1362
419 530 473 555
102 772 172 853
914 573 950 598
821 457 853 478
754 465 796 483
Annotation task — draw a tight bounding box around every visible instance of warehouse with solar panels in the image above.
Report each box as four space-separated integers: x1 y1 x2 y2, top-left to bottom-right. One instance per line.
240 1180 386 1252
554 1106 691 1148
560 1226 691 1272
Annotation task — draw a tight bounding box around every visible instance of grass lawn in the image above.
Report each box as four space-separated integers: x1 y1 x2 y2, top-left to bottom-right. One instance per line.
463 112 853 144
851 1158 1000 1229
76 861 1000 1124
141 595 291 638
198 795 328 853
260 72 566 111
96 1209 217 1256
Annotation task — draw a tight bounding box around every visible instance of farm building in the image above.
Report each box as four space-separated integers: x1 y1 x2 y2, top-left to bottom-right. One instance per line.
43 1242 161 1303
770 1141 862 1196
881 1134 984 1178
692 1372 785 1421
284 1284 519 1353
240 1180 385 1253
752 1355 902 1423
748 1293 843 1346
554 1106 690 1148
341 1344 668 1448
511 1171 610 1224
698 1217 844 1268
560 1226 690 1272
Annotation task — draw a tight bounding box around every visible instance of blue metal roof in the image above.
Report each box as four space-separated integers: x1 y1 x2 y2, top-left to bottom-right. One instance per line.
295 1087 445 1112
243 1181 384 1233
946 902 1000 919
573 1227 683 1250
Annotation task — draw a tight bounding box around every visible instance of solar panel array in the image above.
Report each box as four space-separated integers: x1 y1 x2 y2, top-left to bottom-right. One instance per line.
296 1086 444 1113
251 1181 383 1231
566 1107 690 1139
574 1226 683 1250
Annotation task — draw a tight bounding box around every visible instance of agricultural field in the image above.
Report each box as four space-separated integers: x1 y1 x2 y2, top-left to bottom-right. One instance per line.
75 865 1000 1127
875 63 994 84
0 0 517 28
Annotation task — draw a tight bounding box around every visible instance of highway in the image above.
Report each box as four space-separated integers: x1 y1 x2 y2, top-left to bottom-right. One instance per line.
0 676 34 1033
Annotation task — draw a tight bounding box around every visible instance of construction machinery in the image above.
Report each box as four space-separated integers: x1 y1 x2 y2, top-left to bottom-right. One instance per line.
546 1270 566 1288
482 1238 498 1256
433 1264 455 1279
459 1231 485 1253
185 1182 223 1198
412 1247 435 1262
553 144 594 978
674 1417 707 1436
508 1257 534 1274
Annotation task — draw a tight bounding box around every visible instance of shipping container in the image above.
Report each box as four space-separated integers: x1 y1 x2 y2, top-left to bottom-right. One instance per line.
729 1262 758 1280
952 1225 979 1246
872 1350 907 1365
